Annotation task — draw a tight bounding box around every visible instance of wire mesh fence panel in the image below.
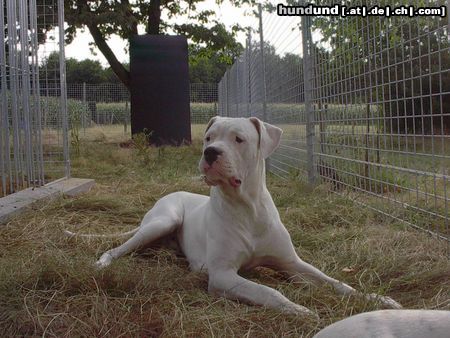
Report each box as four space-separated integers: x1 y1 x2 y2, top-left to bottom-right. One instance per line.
263 9 308 180
310 0 449 242
218 1 449 246
0 0 68 197
67 83 130 128
219 5 308 180
66 83 218 128
38 0 70 182
190 83 218 124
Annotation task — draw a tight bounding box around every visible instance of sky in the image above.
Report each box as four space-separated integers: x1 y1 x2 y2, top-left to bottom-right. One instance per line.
64 0 260 67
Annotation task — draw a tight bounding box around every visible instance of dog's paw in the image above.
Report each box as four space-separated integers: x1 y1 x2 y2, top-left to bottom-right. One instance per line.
367 293 402 309
285 304 319 319
95 252 113 269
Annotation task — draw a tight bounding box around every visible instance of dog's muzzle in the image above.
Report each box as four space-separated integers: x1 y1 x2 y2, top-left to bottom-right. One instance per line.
201 146 242 188
204 146 222 165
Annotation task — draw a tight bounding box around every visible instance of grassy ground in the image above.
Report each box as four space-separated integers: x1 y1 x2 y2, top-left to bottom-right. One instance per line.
1 126 449 337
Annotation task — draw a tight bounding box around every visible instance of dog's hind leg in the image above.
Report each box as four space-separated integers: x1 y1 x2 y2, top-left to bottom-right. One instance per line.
96 216 180 268
96 194 184 268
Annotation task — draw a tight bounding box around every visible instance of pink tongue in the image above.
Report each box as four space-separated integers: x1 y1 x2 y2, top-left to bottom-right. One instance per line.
229 177 241 188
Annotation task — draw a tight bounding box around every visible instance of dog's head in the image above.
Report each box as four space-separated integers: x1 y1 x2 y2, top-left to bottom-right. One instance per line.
199 116 282 189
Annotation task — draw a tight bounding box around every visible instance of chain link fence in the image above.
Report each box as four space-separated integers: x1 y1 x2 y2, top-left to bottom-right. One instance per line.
1 0 69 197
218 1 449 245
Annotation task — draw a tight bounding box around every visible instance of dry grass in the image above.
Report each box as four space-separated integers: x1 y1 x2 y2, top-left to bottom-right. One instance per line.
1 127 449 337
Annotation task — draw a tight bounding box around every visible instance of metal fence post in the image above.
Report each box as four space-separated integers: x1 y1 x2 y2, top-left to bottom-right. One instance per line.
301 15 315 185
82 82 87 134
258 3 270 172
448 0 450 42
29 0 44 186
0 0 10 195
58 0 70 178
226 72 230 117
233 61 241 117
246 29 251 117
125 100 129 133
222 75 226 116
7 0 23 189
258 3 267 123
19 0 33 184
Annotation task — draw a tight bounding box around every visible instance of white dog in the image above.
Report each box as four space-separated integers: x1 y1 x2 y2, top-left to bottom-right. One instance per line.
313 310 450 338
67 116 401 315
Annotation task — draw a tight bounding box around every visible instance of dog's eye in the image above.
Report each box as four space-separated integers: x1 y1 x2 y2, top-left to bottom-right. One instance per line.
235 136 244 143
205 136 210 142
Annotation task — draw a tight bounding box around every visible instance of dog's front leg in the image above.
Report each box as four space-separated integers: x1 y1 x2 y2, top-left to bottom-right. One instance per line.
280 256 402 309
208 270 317 317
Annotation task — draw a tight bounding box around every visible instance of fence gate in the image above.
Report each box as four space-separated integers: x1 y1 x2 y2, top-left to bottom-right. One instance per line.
218 1 450 246
0 0 69 197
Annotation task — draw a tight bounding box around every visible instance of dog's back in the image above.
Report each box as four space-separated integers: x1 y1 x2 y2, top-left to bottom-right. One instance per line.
314 310 450 338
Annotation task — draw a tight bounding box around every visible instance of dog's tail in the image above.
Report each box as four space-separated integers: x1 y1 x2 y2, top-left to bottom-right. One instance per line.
64 227 139 239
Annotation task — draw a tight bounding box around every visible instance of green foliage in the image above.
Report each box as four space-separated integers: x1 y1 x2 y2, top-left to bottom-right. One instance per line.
63 0 251 46
66 58 108 84
39 96 89 128
96 102 129 124
43 47 228 86
178 22 244 67
40 53 127 84
70 122 81 156
189 49 235 84
38 52 60 84
132 131 155 166
69 99 84 156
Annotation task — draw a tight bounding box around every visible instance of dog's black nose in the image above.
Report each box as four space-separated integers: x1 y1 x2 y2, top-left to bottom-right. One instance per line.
204 147 222 165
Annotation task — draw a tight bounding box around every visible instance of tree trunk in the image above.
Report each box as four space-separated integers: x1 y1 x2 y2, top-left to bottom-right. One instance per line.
147 0 161 34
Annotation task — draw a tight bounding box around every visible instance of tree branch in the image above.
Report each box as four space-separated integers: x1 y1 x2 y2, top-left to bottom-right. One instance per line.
87 23 130 89
76 0 130 89
122 0 138 35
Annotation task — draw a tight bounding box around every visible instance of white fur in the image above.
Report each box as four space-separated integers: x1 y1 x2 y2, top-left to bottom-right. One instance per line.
76 116 401 316
314 310 450 338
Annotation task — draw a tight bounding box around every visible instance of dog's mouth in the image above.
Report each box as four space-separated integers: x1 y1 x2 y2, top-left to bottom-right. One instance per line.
202 173 241 188
201 159 241 188
203 173 242 188
229 177 242 188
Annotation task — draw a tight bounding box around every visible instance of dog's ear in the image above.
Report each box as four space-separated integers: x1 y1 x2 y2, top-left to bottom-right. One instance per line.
205 116 219 133
249 117 283 159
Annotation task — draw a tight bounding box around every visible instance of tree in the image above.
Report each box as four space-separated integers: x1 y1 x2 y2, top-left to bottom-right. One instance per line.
38 52 60 94
66 58 107 84
62 0 252 90
189 45 239 84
